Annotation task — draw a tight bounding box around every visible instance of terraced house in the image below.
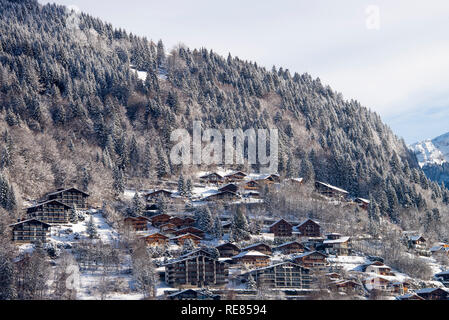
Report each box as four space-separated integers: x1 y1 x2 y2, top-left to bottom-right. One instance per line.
164 253 229 288
27 200 72 224
46 187 89 210
10 219 51 244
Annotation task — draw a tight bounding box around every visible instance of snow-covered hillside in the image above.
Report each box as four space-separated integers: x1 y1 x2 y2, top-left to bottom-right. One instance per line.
409 132 449 167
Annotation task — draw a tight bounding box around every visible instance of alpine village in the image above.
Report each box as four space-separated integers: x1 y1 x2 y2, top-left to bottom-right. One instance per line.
1 0 449 301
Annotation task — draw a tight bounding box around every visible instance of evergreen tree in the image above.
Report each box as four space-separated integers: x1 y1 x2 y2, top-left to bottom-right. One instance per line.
178 174 186 196
86 215 98 239
131 192 144 216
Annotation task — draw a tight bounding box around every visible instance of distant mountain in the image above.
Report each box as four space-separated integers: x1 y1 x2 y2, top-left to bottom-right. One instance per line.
409 132 449 167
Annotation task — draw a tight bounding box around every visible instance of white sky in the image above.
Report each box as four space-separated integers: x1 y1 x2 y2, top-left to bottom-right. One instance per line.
38 0 449 144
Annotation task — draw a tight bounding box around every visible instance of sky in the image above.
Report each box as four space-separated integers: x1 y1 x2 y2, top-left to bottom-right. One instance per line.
38 0 449 144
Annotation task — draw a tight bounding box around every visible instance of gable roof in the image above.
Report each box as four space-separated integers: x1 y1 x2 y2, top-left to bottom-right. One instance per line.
28 199 72 209
170 233 202 240
293 251 328 259
242 242 271 251
296 218 321 229
323 236 351 244
268 218 293 228
275 241 306 250
232 250 270 259
216 242 240 250
315 181 349 194
9 218 51 228
47 187 90 197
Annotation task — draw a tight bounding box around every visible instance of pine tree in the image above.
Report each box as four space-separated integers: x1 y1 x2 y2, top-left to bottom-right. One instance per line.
231 206 250 241
86 215 98 239
212 214 223 240
178 174 186 196
185 179 193 197
195 207 213 234
247 274 257 290
132 192 144 217
112 166 125 197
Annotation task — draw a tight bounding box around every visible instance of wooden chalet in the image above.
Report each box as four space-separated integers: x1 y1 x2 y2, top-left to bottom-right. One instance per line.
415 287 449 300
323 234 352 255
224 171 247 182
434 270 449 287
146 189 174 203
292 251 328 269
407 235 426 250
396 293 425 300
182 217 196 227
160 222 177 232
364 276 393 292
256 174 280 186
216 242 241 258
232 251 270 269
241 262 312 289
164 253 229 288
241 243 272 255
315 181 349 200
10 219 51 244
168 216 185 228
354 197 370 210
203 190 240 202
149 213 172 227
27 200 72 224
329 279 363 294
218 183 239 193
46 187 89 210
199 172 224 184
362 261 394 276
173 227 205 239
171 233 202 246
123 216 149 231
284 178 304 187
141 232 169 246
242 180 260 191
274 241 307 255
295 219 321 237
167 289 220 300
221 221 232 233
269 218 293 238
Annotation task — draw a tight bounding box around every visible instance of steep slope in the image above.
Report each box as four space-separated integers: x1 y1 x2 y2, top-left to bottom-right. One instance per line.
0 0 447 223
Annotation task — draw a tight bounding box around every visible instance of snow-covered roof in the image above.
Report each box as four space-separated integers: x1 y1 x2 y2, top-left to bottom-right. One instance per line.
323 236 351 244
268 218 292 228
9 218 51 227
293 251 327 259
315 181 349 194
296 218 320 228
232 250 269 259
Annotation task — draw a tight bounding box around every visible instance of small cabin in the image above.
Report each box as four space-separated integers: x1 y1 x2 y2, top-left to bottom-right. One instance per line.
203 190 240 202
218 183 239 193
141 232 169 246
171 233 202 246
354 198 370 210
124 216 149 231
415 288 449 300
274 241 306 255
232 251 270 269
216 242 241 258
293 251 328 269
269 219 293 238
224 171 247 183
199 173 224 184
167 289 221 300
149 213 172 227
10 219 51 244
146 190 173 202
315 181 349 200
243 180 260 191
295 219 321 237
173 227 205 239
241 243 272 255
